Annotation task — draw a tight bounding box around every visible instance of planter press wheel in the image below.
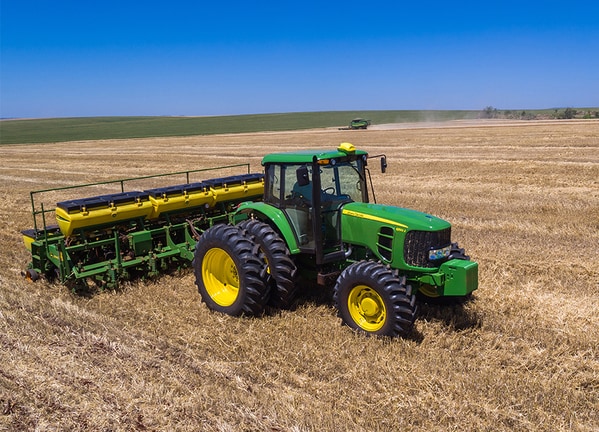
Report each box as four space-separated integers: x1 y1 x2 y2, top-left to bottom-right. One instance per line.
23 268 39 282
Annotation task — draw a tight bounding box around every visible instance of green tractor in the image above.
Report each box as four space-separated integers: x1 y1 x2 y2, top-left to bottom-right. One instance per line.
194 142 478 336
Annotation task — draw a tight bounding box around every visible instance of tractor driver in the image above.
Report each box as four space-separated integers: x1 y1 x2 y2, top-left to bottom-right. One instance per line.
291 165 312 203
292 165 337 206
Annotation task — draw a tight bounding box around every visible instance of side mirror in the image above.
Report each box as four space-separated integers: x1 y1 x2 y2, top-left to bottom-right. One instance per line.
380 156 387 173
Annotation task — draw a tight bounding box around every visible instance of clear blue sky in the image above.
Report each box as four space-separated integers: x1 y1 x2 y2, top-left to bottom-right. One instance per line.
1 1 598 118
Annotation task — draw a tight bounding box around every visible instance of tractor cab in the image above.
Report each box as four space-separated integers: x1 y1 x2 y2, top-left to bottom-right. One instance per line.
261 143 370 265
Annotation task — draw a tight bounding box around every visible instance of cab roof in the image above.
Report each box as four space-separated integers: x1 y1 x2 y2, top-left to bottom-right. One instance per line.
261 144 368 165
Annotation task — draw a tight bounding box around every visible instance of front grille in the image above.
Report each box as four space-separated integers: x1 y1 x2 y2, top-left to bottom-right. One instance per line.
404 228 451 268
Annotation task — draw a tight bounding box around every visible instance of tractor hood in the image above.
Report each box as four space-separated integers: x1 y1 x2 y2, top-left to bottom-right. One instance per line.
340 202 451 235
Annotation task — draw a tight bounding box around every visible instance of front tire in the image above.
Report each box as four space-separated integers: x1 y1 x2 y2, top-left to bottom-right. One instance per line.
193 224 269 316
333 261 417 337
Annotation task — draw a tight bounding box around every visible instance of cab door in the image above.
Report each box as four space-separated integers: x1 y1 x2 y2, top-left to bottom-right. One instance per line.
264 163 315 251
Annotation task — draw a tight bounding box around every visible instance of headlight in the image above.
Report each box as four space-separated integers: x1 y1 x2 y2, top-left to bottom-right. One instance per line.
429 245 451 261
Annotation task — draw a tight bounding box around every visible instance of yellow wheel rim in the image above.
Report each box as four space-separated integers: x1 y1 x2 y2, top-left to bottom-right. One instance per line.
202 248 240 307
347 285 386 332
419 284 440 298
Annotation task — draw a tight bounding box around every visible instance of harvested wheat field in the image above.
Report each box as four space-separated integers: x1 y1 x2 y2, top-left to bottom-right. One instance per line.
1 120 598 431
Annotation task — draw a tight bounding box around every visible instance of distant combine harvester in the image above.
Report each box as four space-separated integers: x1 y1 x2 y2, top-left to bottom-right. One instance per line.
339 118 371 130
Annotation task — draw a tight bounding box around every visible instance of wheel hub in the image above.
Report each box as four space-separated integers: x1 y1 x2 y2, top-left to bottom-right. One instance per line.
360 297 380 317
347 285 387 332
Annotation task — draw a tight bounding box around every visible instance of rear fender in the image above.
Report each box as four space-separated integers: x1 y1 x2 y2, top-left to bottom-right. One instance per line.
235 202 300 254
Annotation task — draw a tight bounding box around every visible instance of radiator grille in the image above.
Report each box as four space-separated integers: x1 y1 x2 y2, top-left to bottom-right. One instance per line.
404 228 451 268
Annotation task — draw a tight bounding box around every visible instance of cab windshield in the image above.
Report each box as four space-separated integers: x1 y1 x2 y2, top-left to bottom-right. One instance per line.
319 160 365 203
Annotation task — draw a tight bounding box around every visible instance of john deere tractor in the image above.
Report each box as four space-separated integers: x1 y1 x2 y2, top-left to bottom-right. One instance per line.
194 142 477 336
22 143 477 337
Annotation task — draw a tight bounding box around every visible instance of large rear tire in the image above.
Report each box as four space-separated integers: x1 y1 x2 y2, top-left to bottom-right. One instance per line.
333 261 417 337
238 219 298 309
193 224 269 316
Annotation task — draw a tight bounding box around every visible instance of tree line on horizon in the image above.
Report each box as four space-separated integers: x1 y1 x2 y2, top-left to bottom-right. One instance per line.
480 106 599 120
